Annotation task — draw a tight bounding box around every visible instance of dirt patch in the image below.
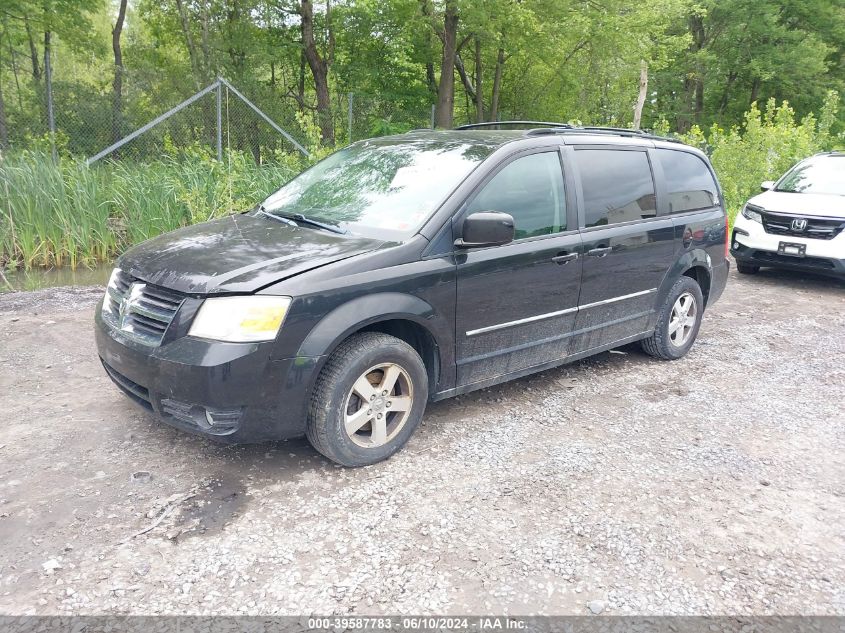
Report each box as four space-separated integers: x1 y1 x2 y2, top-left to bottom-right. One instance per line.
0 264 843 615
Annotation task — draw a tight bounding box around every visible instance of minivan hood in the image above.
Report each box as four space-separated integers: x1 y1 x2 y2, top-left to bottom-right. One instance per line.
119 214 385 295
749 190 845 218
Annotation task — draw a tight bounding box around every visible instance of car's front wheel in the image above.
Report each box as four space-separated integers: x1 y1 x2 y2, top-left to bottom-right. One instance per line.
306 332 428 467
640 276 704 360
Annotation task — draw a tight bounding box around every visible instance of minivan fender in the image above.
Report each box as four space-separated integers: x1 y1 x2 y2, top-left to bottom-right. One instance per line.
655 248 713 309
296 292 447 361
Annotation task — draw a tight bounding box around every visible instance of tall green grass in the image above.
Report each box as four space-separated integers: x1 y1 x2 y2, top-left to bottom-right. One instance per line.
2 96 840 272
0 148 303 270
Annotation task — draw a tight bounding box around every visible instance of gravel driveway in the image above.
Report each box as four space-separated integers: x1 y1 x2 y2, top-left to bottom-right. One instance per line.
0 265 843 616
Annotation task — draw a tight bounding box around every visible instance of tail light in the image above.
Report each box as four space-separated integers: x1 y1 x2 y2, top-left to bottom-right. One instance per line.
724 213 730 258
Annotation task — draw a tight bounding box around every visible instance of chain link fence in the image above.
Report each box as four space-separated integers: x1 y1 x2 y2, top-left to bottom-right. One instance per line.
2 39 441 163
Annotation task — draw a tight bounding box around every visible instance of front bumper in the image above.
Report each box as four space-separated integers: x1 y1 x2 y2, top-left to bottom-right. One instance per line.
95 300 320 443
730 214 845 278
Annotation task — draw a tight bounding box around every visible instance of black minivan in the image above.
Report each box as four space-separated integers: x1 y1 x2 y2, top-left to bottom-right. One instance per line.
95 124 729 466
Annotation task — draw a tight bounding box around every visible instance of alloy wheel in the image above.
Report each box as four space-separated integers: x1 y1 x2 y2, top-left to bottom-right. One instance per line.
344 363 414 448
668 292 697 347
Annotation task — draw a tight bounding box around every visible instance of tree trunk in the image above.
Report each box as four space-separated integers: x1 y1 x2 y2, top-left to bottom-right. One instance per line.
433 2 458 129
750 78 760 105
678 13 705 132
718 71 737 114
426 62 437 95
0 41 8 150
25 19 41 81
111 0 128 147
690 14 705 124
5 25 25 113
297 50 306 111
455 53 476 105
300 0 334 144
420 0 437 95
489 47 505 122
43 30 55 160
199 1 213 77
474 37 483 123
175 0 202 88
633 60 648 129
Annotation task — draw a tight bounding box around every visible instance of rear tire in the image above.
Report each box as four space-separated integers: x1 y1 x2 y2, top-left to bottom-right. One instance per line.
306 332 428 467
736 261 760 275
640 276 704 361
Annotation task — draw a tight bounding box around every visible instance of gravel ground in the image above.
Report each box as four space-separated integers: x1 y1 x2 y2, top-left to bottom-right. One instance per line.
0 265 843 616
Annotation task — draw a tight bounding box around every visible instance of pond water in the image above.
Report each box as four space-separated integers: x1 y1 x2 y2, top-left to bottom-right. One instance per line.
1 264 113 293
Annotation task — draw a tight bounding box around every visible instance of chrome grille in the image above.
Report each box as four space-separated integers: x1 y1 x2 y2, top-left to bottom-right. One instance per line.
762 212 845 240
102 269 184 345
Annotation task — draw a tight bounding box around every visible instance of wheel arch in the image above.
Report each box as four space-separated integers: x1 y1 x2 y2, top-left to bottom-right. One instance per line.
296 292 449 395
681 264 712 306
656 249 715 310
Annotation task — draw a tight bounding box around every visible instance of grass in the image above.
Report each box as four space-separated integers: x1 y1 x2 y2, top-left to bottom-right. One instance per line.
2 95 839 272
0 148 303 271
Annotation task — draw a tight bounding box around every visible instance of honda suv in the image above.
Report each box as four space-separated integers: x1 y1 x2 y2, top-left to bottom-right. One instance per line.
95 124 729 467
731 152 845 278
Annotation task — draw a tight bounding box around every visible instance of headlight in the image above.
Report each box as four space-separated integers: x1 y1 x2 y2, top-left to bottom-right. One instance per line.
189 296 292 342
741 204 763 223
102 267 122 315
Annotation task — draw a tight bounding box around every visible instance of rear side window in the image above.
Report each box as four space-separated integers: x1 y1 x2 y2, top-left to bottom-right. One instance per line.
657 149 718 213
575 149 657 228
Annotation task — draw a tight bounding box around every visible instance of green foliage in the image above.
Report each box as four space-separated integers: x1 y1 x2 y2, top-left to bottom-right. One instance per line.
0 149 298 270
674 92 840 223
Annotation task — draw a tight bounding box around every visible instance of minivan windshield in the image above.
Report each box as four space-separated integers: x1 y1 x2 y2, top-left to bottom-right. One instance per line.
776 155 845 196
259 135 501 239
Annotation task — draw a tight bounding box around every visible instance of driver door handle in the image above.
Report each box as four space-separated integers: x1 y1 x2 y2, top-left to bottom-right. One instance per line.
552 252 579 264
587 246 613 257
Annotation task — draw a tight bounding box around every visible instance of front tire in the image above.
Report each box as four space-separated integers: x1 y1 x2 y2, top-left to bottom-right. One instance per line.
640 276 704 360
306 332 428 467
736 261 760 275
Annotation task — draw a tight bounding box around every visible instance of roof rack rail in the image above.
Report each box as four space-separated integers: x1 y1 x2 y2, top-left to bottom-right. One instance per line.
582 126 646 135
524 125 683 144
456 121 573 130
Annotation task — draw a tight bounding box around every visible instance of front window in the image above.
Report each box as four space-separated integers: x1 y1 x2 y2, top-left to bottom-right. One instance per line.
776 156 845 196
465 152 567 239
260 136 498 239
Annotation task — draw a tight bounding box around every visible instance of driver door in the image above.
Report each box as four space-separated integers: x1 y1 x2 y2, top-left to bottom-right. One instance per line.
454 149 583 386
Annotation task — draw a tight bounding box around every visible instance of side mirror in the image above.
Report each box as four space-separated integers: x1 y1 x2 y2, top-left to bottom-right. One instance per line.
761 181 775 191
455 211 515 248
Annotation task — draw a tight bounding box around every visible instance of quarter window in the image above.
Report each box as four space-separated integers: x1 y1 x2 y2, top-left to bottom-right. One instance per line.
466 152 566 239
575 149 657 228
657 149 718 213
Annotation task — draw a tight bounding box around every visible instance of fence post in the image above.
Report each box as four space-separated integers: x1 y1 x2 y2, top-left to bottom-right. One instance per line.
348 92 353 144
216 78 223 161
430 105 435 129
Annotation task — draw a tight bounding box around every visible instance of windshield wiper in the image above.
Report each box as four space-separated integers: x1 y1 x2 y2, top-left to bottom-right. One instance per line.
255 207 298 226
256 206 347 234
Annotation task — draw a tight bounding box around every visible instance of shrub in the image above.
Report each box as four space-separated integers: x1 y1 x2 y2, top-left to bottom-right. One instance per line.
665 91 841 223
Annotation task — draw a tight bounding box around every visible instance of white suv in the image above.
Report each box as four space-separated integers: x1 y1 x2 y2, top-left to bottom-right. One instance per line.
731 152 845 279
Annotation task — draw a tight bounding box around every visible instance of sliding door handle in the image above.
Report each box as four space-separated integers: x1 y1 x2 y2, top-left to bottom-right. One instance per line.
552 252 579 264
587 246 612 257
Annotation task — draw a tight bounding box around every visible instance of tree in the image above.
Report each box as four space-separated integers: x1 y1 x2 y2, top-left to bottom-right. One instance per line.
299 0 334 144
111 0 127 145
